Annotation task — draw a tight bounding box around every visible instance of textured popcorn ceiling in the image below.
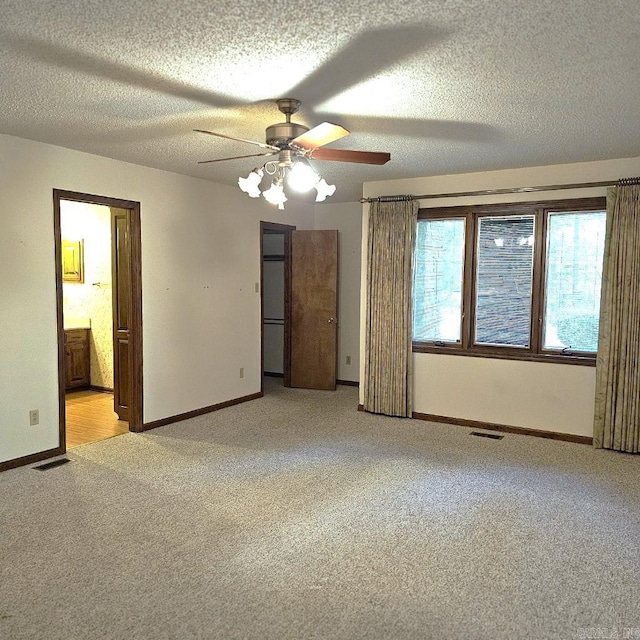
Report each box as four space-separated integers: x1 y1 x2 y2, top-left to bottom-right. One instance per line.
1 0 639 202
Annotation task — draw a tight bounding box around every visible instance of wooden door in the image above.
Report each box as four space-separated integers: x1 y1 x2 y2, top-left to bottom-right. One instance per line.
111 208 131 420
290 230 338 390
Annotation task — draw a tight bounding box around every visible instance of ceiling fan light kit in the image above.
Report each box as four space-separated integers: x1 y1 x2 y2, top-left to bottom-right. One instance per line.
238 155 333 208
197 98 390 210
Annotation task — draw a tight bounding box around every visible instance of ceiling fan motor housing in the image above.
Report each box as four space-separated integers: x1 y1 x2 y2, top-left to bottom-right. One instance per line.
266 121 309 148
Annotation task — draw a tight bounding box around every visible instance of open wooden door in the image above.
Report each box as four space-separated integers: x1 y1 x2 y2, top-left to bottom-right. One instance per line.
52 189 143 460
290 230 338 390
111 208 131 420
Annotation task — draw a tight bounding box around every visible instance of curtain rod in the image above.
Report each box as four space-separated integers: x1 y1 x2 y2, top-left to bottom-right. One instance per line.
360 177 640 203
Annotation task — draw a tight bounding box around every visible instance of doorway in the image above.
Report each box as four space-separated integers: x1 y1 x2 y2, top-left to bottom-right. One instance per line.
261 221 295 393
260 222 339 393
53 190 143 451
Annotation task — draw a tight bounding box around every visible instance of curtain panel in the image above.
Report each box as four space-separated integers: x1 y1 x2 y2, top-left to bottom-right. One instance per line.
594 185 640 453
363 199 418 417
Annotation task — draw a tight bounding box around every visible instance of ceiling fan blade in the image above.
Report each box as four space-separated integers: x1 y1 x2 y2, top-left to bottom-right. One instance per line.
198 151 277 164
194 129 279 151
291 122 349 150
309 147 390 165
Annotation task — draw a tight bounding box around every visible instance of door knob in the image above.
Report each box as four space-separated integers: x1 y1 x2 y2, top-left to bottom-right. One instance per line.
328 317 337 323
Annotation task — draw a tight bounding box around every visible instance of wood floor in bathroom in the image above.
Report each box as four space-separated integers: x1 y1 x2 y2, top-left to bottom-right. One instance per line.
66 390 129 449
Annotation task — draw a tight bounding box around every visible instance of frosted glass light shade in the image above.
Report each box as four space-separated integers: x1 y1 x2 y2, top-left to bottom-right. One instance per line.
315 178 336 202
238 169 263 198
263 181 287 210
288 160 319 193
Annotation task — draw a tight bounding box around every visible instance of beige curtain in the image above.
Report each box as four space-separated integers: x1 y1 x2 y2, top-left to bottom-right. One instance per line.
594 184 640 452
363 198 418 417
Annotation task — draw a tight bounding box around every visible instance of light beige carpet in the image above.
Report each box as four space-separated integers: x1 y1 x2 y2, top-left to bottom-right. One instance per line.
1 378 639 639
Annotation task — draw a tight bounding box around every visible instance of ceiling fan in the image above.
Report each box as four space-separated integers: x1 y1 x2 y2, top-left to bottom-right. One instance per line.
194 98 391 208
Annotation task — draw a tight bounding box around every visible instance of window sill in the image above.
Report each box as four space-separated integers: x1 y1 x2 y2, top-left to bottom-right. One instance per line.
412 343 596 367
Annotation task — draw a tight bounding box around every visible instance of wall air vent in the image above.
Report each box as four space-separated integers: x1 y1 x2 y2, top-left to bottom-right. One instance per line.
33 458 70 471
470 431 504 440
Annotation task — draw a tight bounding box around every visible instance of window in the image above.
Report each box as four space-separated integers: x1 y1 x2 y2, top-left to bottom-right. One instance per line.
413 218 465 343
475 215 535 347
543 211 606 353
412 198 606 364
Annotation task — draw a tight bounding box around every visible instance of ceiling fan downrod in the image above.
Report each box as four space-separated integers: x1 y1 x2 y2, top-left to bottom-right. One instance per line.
266 98 309 148
276 98 301 122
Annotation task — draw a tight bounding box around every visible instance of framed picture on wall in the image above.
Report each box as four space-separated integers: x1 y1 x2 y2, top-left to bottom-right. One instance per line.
62 239 84 283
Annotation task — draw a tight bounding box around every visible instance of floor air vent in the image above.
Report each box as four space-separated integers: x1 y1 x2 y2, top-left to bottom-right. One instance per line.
33 458 70 471
470 431 504 440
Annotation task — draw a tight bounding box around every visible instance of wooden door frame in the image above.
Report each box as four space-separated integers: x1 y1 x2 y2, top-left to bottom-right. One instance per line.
53 189 144 451
260 221 295 393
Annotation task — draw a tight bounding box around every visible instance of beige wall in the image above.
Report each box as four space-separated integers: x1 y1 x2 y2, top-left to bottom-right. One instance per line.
361 156 640 437
61 201 114 388
0 133 314 464
314 201 362 383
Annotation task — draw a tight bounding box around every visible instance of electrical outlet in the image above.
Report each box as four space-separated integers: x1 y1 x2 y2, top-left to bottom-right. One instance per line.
239 367 244 379
346 356 351 365
29 409 39 426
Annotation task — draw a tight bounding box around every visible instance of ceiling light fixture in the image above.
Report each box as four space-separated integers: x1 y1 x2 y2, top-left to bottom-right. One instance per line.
262 174 287 210
199 97 391 210
314 178 337 203
237 168 263 198
238 151 335 209
287 157 319 193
